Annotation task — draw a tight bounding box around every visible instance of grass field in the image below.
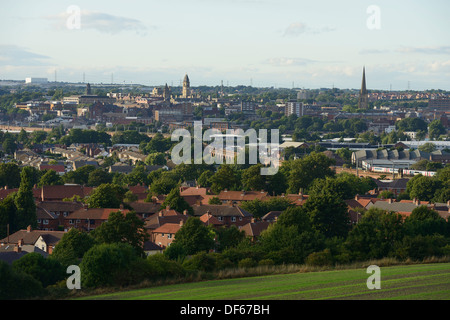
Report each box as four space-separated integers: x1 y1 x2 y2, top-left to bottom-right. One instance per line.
79 262 450 300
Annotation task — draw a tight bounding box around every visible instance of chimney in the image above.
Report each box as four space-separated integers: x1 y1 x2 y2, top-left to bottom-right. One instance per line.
388 198 393 204
251 217 255 223
179 220 184 227
355 194 360 201
166 206 170 211
183 210 188 216
14 245 21 253
26 225 32 233
18 239 23 247
159 211 163 217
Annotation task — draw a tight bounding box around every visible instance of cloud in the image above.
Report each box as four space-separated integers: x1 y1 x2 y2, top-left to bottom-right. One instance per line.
265 57 316 67
283 22 335 37
359 49 390 55
0 45 52 66
396 46 450 55
47 10 151 36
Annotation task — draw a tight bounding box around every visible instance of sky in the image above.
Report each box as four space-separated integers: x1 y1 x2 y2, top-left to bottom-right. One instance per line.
1 0 450 90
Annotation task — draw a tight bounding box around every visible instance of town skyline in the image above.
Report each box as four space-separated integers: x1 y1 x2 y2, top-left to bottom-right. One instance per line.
1 0 450 91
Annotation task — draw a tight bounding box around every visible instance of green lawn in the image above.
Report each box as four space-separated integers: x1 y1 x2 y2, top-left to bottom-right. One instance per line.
80 263 450 300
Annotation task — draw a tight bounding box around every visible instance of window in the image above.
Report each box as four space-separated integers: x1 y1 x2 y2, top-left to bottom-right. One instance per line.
218 216 223 221
69 220 74 224
37 219 41 223
239 217 242 221
167 234 172 239
43 219 49 225
76 219 81 223
231 217 236 222
63 212 68 217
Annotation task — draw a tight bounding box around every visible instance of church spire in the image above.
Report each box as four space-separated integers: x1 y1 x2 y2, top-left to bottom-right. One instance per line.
358 67 368 109
360 66 367 94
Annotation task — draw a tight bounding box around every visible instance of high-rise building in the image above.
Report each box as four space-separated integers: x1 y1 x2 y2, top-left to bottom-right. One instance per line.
358 67 369 109
285 101 303 117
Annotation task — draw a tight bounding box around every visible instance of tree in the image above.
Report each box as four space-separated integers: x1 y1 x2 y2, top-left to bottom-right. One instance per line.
0 163 21 188
2 137 17 155
209 165 240 194
145 152 166 165
63 165 96 185
408 176 442 202
38 170 63 187
51 228 96 267
240 197 294 219
80 243 139 288
0 260 43 299
303 192 350 238
215 225 246 252
85 183 127 208
12 253 65 288
91 211 149 256
14 167 37 230
344 208 405 260
208 196 221 205
173 217 215 255
258 206 323 264
418 142 436 153
161 188 194 215
197 170 214 188
87 169 112 187
403 206 448 237
242 164 266 191
287 152 335 194
428 120 446 140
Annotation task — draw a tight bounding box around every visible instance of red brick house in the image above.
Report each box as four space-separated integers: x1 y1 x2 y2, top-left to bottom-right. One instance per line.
217 190 269 205
191 204 253 227
36 201 84 231
65 207 130 231
152 221 184 248
240 220 272 242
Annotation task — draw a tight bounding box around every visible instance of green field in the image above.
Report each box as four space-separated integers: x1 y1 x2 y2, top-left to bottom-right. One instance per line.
80 263 450 300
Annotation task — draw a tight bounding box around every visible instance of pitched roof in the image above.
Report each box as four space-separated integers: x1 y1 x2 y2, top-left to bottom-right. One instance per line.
375 179 409 189
143 241 163 251
152 222 182 234
37 201 84 213
261 211 282 221
39 164 65 173
199 213 224 226
67 208 130 220
218 190 269 202
128 201 161 214
241 221 271 237
0 228 66 246
180 187 211 196
144 211 189 230
192 204 253 217
41 185 93 201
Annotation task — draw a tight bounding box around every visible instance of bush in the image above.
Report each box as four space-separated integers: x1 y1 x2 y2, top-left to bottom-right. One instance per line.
258 259 275 266
393 235 449 261
0 261 43 300
305 249 333 267
238 258 257 268
183 252 217 272
12 253 66 288
80 243 139 288
146 253 185 279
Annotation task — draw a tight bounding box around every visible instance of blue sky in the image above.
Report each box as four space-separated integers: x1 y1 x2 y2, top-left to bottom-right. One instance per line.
1 0 449 90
